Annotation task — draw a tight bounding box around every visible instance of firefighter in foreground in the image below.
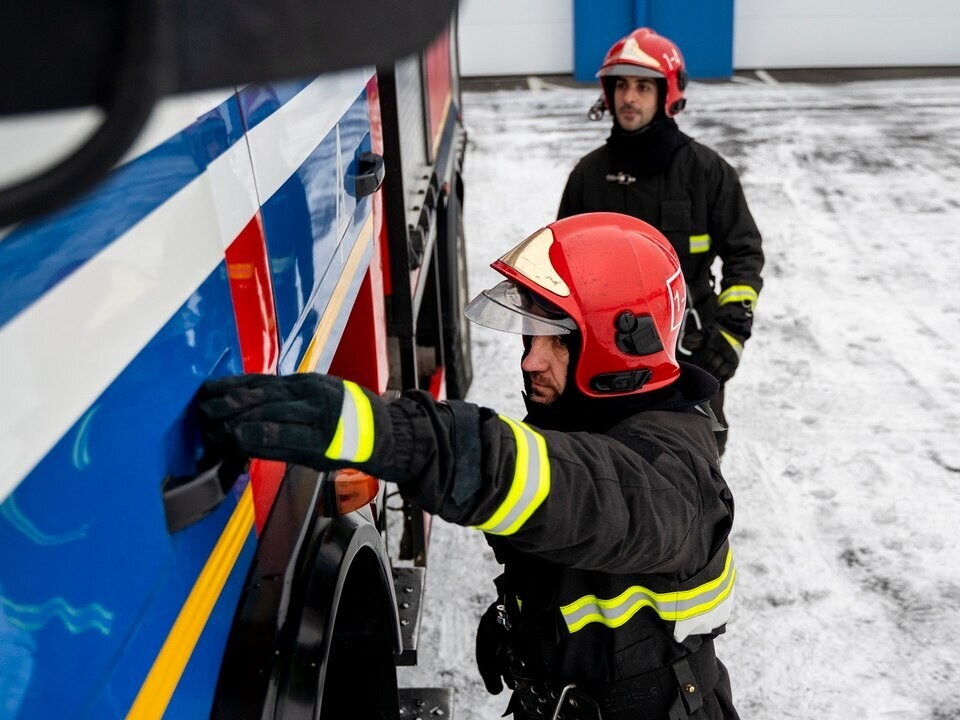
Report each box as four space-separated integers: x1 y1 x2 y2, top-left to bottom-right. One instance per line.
559 27 764 456
198 212 739 719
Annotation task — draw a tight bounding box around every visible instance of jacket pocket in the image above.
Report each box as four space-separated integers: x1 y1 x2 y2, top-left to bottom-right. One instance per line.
660 199 692 233
615 635 661 677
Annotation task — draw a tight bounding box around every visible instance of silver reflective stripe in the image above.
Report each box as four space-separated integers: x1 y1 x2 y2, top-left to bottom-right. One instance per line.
474 416 550 536
324 380 374 463
673 585 736 642
717 285 758 308
560 548 736 641
689 234 711 254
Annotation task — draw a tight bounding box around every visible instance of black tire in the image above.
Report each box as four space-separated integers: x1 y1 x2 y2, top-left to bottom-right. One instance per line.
314 545 400 719
212 471 401 719
437 176 473 400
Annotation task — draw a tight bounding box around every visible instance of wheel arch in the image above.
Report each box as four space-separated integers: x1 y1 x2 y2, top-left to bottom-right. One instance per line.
211 468 402 719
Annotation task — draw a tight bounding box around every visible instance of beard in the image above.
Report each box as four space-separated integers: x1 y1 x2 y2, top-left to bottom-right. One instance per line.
524 372 562 405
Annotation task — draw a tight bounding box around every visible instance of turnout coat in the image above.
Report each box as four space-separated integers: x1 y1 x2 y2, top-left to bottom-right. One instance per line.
558 132 763 334
355 363 739 718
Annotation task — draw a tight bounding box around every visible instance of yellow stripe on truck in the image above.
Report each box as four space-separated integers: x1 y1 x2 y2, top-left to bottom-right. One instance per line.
127 484 255 719
298 214 374 373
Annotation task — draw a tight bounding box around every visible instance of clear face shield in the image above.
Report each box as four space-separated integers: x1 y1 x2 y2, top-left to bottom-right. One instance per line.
463 280 578 336
597 64 664 79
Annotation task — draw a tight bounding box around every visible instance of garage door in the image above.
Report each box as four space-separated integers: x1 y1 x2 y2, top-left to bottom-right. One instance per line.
735 0 960 68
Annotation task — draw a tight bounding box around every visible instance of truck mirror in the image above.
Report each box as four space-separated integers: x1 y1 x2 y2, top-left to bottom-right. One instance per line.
0 0 458 226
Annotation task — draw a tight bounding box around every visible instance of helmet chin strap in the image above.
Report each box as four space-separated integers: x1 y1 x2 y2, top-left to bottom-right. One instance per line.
588 94 606 121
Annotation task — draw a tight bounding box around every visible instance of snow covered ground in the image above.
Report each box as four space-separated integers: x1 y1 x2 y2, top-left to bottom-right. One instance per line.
398 74 960 719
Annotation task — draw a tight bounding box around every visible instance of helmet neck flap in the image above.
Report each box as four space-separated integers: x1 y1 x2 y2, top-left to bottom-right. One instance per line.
606 113 690 177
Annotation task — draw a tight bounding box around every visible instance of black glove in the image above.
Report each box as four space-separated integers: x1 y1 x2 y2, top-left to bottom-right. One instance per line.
684 323 744 384
476 600 514 695
196 373 346 471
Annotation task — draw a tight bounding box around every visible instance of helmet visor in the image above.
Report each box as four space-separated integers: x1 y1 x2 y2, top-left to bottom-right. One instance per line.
597 64 664 79
464 281 578 335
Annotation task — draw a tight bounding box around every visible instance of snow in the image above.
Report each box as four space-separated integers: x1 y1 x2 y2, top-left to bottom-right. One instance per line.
398 74 960 718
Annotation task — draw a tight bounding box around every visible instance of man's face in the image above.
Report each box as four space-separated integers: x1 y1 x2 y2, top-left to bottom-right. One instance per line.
613 76 659 132
521 335 570 405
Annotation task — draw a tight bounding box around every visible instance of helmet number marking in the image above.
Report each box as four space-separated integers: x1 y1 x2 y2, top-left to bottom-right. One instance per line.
667 268 685 332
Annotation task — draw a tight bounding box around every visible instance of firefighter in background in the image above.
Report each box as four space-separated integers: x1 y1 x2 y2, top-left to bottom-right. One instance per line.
558 28 764 456
198 213 739 719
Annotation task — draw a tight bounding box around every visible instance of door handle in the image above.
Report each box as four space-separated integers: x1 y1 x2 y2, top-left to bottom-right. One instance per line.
162 454 245 533
355 152 385 198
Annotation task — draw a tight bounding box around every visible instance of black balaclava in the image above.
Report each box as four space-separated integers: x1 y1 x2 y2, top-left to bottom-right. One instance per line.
520 332 719 433
603 77 692 177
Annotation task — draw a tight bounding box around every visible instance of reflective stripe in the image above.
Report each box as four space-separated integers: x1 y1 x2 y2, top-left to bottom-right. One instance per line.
689 234 711 254
475 416 550 536
324 380 374 463
127 484 255 718
673 584 736 642
560 548 736 642
717 285 758 308
718 329 743 358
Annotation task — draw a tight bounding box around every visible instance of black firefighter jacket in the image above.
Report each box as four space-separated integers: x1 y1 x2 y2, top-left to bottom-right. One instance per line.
354 364 738 718
558 128 763 333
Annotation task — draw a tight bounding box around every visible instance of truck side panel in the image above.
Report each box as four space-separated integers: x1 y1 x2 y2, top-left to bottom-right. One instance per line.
238 71 378 377
1 6 469 708
0 66 387 718
0 94 251 504
0 93 263 718
425 30 453 160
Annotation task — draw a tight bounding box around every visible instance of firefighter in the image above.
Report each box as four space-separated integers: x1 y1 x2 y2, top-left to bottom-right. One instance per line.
197 212 739 719
558 27 764 456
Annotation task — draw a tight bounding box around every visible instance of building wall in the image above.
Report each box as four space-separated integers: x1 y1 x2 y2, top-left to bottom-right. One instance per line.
458 0 960 77
734 0 960 68
458 0 573 77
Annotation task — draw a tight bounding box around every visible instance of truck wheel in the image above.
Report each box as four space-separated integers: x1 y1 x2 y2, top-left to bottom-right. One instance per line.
212 485 402 719
438 180 473 400
313 548 400 719
283 523 401 719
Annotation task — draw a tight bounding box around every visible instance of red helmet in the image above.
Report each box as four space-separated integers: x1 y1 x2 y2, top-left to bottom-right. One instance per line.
597 27 688 118
465 212 686 397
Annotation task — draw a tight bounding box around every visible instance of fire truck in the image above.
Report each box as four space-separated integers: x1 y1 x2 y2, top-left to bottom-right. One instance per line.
0 2 470 717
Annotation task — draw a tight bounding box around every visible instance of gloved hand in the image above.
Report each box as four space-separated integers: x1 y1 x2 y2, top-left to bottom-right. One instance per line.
196 373 347 471
684 324 744 384
476 600 514 695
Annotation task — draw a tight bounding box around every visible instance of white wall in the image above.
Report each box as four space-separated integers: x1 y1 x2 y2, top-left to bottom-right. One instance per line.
734 0 960 68
458 0 574 77
455 1 960 76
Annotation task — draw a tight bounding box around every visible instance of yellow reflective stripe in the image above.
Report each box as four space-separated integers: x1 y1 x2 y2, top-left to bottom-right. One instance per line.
325 380 374 463
717 285 758 308
351 382 375 462
127 485 255 719
475 416 550 536
689 234 711 254
560 548 735 634
718 329 743 357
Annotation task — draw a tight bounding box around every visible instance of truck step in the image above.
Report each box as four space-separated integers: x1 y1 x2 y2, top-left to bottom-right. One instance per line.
393 565 425 666
398 687 454 718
